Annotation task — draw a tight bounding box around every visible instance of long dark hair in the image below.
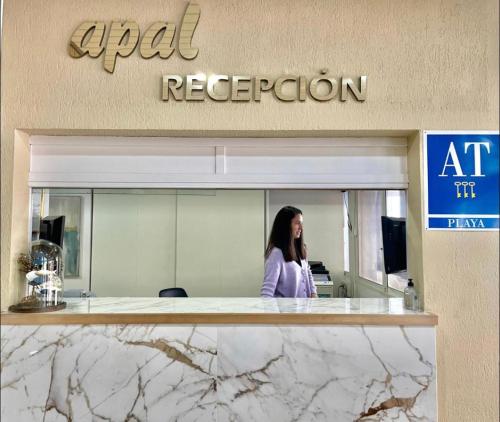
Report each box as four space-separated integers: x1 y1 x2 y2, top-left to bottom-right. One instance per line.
265 206 306 262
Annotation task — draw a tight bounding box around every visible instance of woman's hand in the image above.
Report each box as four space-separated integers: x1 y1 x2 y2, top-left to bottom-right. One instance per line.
310 293 318 298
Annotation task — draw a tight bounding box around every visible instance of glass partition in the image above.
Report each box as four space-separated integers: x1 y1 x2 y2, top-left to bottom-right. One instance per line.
30 189 92 292
354 190 408 295
386 190 408 292
357 191 384 285
29 188 408 298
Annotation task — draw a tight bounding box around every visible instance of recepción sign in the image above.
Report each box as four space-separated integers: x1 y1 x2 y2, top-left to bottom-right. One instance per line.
424 131 499 231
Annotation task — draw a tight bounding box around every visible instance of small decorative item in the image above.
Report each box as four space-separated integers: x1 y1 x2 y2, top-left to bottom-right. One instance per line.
9 241 66 313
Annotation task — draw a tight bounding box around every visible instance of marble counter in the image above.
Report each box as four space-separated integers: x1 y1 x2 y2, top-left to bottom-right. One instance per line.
1 297 437 325
1 299 437 421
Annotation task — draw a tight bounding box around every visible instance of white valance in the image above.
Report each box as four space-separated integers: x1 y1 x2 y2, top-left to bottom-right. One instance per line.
29 136 408 189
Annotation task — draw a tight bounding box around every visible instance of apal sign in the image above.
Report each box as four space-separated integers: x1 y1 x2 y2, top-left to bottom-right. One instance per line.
68 2 201 73
424 131 499 231
67 2 367 103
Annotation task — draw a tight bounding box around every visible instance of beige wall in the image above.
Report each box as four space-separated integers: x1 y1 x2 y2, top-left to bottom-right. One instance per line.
1 1 498 420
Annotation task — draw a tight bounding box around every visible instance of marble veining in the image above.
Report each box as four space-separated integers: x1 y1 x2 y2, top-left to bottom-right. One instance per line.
1 325 217 421
1 324 436 421
4 297 428 316
217 326 436 422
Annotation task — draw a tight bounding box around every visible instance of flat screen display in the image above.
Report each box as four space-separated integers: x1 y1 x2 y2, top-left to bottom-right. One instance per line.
40 215 66 248
381 216 406 274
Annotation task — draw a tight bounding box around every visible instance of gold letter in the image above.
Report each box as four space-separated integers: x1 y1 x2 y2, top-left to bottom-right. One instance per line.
162 75 183 101
299 76 307 101
140 22 176 59
231 76 251 101
179 2 200 60
274 76 298 101
104 21 140 73
341 76 367 101
68 21 105 58
309 77 338 101
186 74 205 101
207 75 229 101
254 77 274 101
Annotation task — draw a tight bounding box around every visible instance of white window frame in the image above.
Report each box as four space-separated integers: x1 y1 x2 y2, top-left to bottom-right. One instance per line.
348 190 405 298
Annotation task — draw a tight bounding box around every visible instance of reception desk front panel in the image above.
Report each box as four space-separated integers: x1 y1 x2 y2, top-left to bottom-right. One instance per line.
1 298 437 421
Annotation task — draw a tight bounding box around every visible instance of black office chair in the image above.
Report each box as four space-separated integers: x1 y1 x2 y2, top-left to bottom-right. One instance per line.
159 287 188 297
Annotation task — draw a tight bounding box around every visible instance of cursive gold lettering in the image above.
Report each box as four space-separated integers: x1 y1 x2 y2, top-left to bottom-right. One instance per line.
68 21 106 58
298 76 307 101
179 2 201 60
104 21 140 73
140 22 176 59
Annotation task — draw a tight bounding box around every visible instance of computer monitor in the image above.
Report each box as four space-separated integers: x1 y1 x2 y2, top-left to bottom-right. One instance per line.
40 216 65 248
381 216 406 274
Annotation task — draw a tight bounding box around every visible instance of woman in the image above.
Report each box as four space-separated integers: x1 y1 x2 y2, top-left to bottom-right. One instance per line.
261 206 318 298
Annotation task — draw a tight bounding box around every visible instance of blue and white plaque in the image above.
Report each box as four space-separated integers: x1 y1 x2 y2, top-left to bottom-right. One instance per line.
424 131 499 231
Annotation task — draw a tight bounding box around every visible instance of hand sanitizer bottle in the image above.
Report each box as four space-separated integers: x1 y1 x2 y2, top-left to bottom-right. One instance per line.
404 279 419 311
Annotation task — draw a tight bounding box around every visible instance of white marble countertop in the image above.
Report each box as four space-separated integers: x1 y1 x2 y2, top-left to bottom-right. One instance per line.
50 297 426 315
1 297 437 325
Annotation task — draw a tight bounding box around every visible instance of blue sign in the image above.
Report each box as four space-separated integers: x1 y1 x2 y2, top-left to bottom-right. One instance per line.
424 131 499 230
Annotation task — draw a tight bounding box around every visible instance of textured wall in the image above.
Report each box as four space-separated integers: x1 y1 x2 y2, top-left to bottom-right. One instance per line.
1 0 498 421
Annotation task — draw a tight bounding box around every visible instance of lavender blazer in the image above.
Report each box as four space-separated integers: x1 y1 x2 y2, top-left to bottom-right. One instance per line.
261 247 318 298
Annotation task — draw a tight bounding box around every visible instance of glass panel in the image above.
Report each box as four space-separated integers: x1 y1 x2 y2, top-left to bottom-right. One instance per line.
343 191 350 273
91 189 265 297
268 190 344 291
358 191 384 285
386 190 407 218
30 189 87 281
48 196 82 278
30 189 43 242
386 190 408 292
388 271 408 292
28 188 402 297
91 190 177 297
176 190 265 297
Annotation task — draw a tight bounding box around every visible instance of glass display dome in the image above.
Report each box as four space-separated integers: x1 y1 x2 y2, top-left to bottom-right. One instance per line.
29 239 65 306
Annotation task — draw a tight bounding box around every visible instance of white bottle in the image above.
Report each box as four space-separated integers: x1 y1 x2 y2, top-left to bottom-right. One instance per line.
404 279 419 311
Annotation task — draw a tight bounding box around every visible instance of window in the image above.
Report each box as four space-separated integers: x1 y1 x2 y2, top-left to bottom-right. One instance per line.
358 191 384 285
29 187 404 297
343 191 350 273
351 190 408 296
48 196 82 277
386 190 407 292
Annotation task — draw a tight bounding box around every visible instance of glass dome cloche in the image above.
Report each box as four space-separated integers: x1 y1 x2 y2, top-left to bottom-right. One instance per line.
28 239 65 306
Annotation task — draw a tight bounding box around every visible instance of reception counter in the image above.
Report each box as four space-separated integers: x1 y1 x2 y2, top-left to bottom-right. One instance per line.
1 298 437 421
